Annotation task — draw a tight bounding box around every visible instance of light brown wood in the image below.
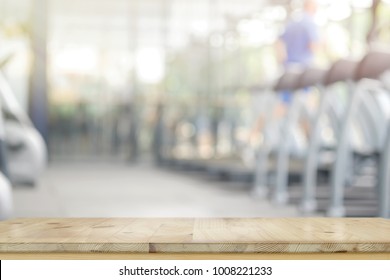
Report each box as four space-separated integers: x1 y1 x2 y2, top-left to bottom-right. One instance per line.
1 253 390 260
0 218 390 255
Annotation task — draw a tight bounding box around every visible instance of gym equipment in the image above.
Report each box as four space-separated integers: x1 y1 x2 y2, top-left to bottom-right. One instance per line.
280 57 389 217
327 50 390 217
252 61 381 217
300 59 358 213
159 101 205 170
0 72 47 186
272 67 328 205
0 86 12 220
162 92 253 179
379 69 390 218
327 51 390 217
252 70 302 197
0 172 12 220
252 68 330 201
200 86 275 183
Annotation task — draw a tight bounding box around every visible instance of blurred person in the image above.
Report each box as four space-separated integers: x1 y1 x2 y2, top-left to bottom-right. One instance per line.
245 0 321 155
272 0 321 137
276 0 320 67
252 1 322 149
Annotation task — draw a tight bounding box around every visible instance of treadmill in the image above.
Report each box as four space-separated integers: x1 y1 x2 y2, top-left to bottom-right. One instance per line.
285 52 390 217
201 85 275 182
324 50 390 217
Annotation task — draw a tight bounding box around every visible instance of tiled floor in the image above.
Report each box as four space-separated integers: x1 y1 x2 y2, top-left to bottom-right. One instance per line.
12 161 300 218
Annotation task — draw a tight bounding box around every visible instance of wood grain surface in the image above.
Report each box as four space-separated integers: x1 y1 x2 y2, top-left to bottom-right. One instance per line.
2 253 390 260
0 218 390 254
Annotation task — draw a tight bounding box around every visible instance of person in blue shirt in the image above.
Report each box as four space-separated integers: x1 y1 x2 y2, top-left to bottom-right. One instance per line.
277 0 320 67
276 0 320 105
251 1 321 145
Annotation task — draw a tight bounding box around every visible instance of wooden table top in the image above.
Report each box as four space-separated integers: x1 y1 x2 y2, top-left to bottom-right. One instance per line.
1 218 390 254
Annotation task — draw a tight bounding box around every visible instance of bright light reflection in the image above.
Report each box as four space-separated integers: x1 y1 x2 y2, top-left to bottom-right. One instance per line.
350 0 373 8
135 48 165 84
53 47 98 74
327 2 352 21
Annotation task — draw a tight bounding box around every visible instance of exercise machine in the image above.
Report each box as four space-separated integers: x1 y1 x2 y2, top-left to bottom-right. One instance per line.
0 72 47 186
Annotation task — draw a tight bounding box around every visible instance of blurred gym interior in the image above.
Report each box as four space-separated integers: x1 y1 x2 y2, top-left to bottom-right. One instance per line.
1 0 390 219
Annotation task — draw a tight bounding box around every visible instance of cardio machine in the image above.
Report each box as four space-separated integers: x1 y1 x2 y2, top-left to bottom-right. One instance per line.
0 84 12 220
252 68 330 200
0 65 47 186
325 50 390 217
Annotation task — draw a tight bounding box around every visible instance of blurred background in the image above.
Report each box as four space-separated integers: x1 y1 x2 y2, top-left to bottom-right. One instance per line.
0 0 389 218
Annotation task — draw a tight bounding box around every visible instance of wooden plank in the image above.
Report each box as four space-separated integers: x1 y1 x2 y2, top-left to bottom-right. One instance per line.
1 252 390 260
0 218 390 254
